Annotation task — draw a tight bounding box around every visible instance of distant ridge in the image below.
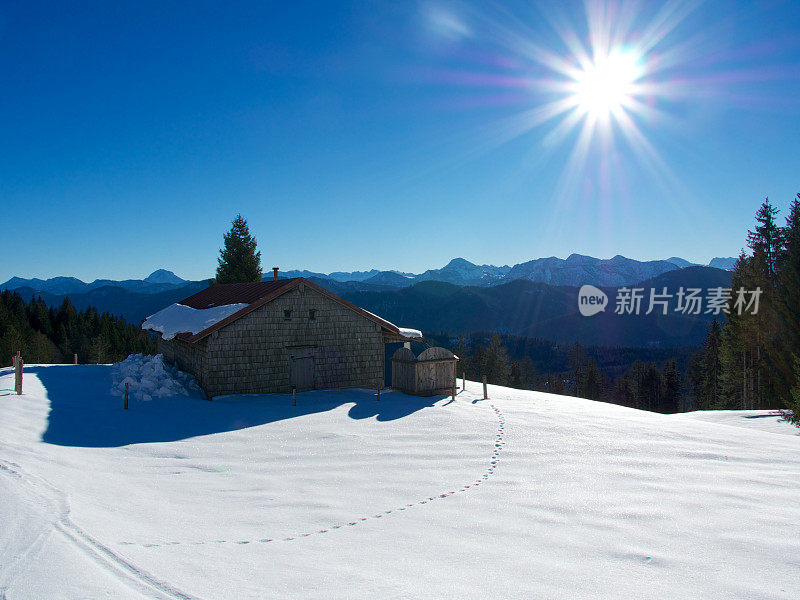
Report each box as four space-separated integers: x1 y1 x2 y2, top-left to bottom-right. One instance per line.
1 270 191 296
1 255 739 296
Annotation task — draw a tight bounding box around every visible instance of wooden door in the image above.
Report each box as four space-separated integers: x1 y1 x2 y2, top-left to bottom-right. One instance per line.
290 355 315 391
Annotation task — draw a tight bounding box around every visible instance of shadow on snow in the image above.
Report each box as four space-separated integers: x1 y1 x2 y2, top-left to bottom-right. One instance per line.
34 365 444 448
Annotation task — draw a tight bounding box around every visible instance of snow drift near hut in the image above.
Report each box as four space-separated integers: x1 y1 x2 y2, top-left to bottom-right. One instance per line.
110 353 204 401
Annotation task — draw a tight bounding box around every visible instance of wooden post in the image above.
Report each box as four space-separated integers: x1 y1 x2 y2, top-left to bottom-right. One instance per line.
452 384 456 401
292 386 297 406
124 382 129 410
482 375 488 400
376 388 380 402
462 372 466 390
15 358 23 395
73 353 78 365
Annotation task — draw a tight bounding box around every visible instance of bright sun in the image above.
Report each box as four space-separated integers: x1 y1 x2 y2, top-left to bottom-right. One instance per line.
572 51 642 118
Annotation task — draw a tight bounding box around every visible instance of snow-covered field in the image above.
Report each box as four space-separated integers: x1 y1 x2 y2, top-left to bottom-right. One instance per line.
1 362 799 600
672 409 798 436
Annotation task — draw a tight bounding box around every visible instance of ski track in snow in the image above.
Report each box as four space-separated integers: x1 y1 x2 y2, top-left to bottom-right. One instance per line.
119 402 506 549
0 458 204 600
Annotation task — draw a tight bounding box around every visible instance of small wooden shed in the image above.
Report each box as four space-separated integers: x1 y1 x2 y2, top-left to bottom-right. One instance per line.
391 347 458 396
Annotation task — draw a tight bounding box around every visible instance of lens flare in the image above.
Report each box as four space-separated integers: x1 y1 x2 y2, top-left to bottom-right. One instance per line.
417 0 793 222
571 50 642 118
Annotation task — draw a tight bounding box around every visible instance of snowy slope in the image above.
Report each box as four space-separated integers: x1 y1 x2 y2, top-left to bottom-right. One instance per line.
672 409 798 437
1 365 799 599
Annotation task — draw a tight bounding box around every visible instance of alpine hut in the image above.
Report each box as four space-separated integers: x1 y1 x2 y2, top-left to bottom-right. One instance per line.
142 275 422 398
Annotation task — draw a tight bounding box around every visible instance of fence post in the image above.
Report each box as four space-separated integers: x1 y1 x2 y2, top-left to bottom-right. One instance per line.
292 386 297 406
15 358 23 395
482 375 488 400
73 353 78 365
376 387 380 402
452 384 456 401
124 382 129 410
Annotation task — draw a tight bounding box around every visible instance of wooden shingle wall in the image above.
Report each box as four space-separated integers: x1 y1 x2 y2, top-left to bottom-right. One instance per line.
196 285 385 397
158 336 208 389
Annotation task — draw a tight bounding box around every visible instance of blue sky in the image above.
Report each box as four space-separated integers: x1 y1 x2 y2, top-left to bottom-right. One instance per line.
1 0 799 282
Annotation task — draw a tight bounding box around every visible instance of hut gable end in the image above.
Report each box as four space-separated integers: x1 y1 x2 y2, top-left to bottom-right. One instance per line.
200 285 385 396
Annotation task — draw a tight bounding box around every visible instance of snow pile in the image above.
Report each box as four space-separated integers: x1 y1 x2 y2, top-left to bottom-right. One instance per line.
110 353 204 401
141 302 248 340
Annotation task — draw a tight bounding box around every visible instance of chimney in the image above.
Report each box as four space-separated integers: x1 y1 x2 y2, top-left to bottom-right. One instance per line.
273 267 279 281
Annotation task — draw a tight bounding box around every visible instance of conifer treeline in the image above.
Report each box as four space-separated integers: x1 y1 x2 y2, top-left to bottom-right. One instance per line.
0 291 156 366
691 195 800 425
447 334 685 413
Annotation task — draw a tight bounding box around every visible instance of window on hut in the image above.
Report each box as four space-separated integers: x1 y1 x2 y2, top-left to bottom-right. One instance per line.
309 309 317 320
284 309 292 320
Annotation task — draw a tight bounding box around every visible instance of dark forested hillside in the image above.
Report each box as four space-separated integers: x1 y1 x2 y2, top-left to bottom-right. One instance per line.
0 291 156 366
9 282 209 325
341 267 731 347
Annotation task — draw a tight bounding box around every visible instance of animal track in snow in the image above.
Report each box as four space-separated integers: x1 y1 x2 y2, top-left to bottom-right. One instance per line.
123 402 506 549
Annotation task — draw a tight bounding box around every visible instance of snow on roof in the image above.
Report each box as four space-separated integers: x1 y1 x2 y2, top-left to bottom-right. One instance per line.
398 327 423 339
141 302 249 340
358 308 422 339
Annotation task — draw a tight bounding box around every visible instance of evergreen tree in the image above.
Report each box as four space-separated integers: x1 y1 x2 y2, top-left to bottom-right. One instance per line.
786 355 800 427
582 357 604 400
91 335 111 364
686 351 704 411
542 372 567 395
719 251 751 409
452 337 472 378
700 319 723 409
0 325 27 365
775 195 800 407
640 362 662 412
520 356 538 390
661 359 682 413
709 196 800 412
745 199 782 408
567 342 587 397
468 343 485 381
509 359 523 388
481 334 511 385
215 214 263 284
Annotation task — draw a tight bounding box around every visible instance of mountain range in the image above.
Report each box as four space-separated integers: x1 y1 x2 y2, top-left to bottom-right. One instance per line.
285 254 735 288
3 261 734 347
1 255 737 296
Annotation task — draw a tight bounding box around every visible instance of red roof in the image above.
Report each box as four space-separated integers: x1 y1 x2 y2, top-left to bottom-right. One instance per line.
173 278 405 342
180 279 297 309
